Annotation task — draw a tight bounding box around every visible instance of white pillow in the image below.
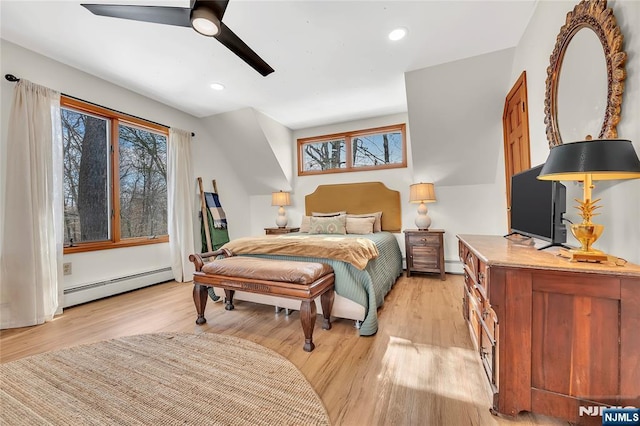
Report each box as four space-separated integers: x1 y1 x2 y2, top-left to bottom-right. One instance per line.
347 212 383 232
346 216 375 234
299 215 311 233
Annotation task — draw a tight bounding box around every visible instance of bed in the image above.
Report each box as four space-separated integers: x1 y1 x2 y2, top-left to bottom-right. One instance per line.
212 182 403 336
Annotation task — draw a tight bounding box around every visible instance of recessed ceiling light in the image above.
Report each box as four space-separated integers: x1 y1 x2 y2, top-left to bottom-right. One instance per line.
388 28 407 41
210 83 225 91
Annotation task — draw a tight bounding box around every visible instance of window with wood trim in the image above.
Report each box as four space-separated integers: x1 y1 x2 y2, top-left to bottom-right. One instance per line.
61 96 169 253
297 124 407 176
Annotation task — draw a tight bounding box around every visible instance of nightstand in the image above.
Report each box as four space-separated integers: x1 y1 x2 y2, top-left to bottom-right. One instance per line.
404 229 445 280
264 227 300 235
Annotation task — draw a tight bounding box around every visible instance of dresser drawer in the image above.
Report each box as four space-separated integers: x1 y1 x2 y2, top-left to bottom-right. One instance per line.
463 248 479 281
465 272 485 307
459 240 466 263
478 260 488 288
465 284 481 349
481 309 498 390
462 248 489 299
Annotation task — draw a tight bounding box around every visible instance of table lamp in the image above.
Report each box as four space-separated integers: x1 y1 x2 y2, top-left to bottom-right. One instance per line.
271 191 291 228
538 139 640 262
409 183 436 230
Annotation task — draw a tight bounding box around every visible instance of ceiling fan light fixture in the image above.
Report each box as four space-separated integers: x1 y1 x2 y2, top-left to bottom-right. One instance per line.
191 7 220 37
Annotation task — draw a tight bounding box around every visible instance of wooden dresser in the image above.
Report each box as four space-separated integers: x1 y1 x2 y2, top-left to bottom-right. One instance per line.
457 234 640 425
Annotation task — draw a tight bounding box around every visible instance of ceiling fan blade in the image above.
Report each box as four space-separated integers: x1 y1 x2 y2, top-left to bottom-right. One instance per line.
215 22 274 76
81 4 191 27
195 0 230 20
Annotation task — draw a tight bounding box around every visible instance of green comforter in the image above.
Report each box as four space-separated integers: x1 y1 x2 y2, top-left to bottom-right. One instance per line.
235 232 402 336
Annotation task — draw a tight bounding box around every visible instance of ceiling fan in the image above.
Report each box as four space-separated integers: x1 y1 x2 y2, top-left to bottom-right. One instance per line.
81 0 274 76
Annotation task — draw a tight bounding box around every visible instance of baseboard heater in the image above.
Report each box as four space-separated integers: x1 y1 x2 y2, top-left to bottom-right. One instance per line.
63 267 174 308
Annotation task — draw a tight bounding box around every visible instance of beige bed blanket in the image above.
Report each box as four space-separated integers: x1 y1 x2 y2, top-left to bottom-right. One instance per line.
221 234 379 270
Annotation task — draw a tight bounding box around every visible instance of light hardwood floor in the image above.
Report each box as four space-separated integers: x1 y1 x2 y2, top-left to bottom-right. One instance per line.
0 274 567 425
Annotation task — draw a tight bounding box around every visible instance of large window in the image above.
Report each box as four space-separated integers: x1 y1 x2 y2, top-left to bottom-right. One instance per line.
61 97 168 253
297 124 406 176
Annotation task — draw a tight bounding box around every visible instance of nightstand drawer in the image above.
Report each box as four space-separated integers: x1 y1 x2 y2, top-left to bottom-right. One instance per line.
408 234 440 246
264 227 300 235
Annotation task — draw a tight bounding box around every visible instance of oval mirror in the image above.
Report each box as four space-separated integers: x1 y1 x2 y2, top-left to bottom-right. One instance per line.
557 28 608 143
544 0 627 147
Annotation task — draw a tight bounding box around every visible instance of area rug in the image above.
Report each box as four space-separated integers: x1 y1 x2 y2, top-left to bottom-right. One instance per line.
0 332 330 425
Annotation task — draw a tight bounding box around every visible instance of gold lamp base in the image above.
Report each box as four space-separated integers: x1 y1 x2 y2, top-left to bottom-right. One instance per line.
561 222 607 263
559 248 609 263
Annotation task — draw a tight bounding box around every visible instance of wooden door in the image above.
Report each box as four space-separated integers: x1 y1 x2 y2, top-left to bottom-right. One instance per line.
503 71 531 229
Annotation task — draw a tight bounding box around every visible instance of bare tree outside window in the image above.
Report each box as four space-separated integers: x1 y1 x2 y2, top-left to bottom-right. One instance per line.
118 125 167 238
298 124 406 176
302 139 345 171
62 109 109 245
352 131 403 167
61 97 169 252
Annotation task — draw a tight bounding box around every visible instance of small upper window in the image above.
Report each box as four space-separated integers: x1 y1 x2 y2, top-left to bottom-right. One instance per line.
300 138 346 172
298 124 406 176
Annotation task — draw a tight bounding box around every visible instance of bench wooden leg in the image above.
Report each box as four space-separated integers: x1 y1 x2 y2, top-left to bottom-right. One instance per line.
320 289 334 330
193 284 208 325
224 289 235 311
299 300 317 352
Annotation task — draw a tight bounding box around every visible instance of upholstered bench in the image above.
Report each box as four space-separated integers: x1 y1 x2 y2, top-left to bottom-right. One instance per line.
189 249 335 352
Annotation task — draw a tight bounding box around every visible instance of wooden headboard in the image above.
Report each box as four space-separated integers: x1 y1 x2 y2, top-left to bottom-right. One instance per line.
305 182 401 232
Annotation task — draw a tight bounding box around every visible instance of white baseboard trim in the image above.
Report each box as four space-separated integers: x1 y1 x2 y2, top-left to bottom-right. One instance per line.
402 258 463 275
445 259 464 275
63 267 173 307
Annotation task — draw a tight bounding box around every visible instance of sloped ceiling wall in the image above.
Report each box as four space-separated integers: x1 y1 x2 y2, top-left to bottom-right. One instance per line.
200 108 292 195
406 48 515 185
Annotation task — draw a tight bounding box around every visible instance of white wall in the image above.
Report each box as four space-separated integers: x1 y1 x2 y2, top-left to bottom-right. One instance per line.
256 110 294 186
405 49 516 270
199 108 291 196
510 0 640 263
0 40 251 302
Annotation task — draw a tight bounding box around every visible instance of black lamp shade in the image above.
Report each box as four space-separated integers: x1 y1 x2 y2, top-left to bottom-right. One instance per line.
538 139 640 181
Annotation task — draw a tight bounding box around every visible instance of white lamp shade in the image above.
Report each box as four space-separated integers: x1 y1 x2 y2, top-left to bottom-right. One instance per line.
271 191 291 207
409 183 436 203
410 183 435 230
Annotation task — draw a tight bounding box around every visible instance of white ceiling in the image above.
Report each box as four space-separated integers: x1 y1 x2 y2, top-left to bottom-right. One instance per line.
0 0 537 130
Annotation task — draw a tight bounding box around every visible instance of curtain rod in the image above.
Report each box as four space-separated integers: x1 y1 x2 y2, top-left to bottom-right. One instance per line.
4 74 195 137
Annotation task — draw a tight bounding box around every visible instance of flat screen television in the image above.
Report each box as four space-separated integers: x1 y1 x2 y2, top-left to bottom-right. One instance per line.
510 164 567 250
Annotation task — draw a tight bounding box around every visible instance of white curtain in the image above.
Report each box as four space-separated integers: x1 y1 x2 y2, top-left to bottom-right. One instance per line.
168 128 195 282
0 80 63 329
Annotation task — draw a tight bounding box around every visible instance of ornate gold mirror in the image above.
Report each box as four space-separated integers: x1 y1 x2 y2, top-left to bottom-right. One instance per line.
544 0 626 147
